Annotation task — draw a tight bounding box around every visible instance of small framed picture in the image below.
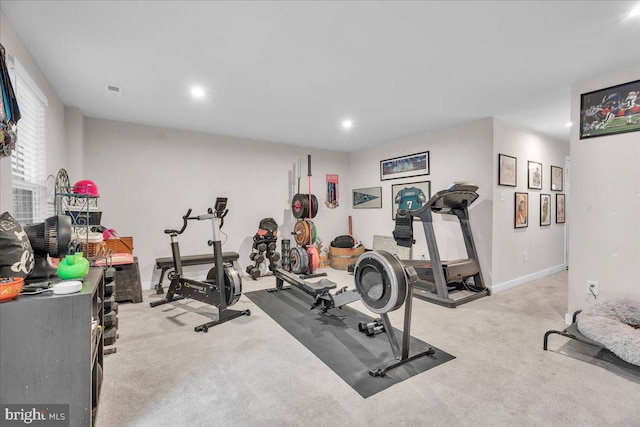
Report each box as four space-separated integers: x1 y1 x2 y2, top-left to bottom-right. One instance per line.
391 180 431 220
352 187 382 209
528 161 542 190
540 194 551 226
550 165 563 191
498 154 517 187
515 192 528 228
556 193 566 223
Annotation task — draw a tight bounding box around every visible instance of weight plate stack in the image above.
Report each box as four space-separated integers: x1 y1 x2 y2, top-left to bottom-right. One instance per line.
290 247 309 274
291 194 318 219
294 220 317 246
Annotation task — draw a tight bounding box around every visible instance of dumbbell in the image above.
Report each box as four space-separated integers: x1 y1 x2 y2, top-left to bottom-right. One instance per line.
358 319 385 336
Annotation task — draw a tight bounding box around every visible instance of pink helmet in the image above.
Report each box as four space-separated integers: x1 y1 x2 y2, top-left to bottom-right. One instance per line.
73 180 99 197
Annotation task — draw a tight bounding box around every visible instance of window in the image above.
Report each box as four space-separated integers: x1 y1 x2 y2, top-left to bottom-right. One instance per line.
9 57 48 225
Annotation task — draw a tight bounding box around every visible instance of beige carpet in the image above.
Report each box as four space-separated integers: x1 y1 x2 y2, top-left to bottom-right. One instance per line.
95 269 640 426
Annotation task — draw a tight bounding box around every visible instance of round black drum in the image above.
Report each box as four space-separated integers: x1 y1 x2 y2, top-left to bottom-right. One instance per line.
354 250 407 314
206 266 242 306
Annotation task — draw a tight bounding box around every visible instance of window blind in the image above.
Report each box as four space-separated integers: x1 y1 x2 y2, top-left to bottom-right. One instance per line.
9 57 48 225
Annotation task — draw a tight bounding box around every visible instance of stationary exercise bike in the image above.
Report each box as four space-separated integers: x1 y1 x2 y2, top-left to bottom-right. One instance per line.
149 198 250 332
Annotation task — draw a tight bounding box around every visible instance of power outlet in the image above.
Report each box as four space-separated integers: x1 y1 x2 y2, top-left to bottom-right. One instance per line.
523 251 527 263
586 280 599 296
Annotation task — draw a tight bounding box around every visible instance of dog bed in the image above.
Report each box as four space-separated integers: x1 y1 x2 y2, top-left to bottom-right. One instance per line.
577 298 640 366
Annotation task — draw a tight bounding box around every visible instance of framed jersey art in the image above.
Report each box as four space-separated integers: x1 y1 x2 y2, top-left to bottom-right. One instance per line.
391 181 431 220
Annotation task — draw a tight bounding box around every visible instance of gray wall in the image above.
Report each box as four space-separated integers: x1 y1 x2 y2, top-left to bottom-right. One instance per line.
82 118 351 288
568 65 640 317
64 106 85 181
348 118 495 286
492 118 569 291
0 10 68 213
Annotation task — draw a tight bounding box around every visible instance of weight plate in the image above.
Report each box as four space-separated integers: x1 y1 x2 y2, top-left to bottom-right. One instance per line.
308 246 320 270
294 220 317 246
310 221 317 244
290 247 309 274
294 220 309 246
292 194 307 219
292 194 319 219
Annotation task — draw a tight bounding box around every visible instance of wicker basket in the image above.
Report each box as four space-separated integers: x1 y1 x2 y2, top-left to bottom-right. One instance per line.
87 237 134 257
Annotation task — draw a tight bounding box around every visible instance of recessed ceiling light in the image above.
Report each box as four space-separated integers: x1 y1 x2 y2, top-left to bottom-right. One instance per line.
629 3 640 17
565 122 573 127
341 119 353 130
190 86 205 99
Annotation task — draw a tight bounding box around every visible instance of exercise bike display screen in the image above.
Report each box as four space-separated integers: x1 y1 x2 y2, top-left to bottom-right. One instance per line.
214 197 228 214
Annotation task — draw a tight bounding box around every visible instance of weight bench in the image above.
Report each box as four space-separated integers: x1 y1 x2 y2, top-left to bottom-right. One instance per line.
154 252 240 294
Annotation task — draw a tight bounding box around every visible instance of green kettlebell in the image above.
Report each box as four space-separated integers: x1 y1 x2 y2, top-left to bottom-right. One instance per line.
57 252 90 280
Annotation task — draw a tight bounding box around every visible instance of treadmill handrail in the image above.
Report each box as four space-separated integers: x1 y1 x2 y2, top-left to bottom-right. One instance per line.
408 182 479 217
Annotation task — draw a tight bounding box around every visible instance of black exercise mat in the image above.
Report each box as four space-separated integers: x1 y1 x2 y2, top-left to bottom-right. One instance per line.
246 286 455 398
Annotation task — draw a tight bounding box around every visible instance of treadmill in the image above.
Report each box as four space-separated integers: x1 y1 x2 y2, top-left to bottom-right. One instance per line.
393 182 489 308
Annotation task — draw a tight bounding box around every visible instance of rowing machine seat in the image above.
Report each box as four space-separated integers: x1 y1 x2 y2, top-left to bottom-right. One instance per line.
302 278 337 295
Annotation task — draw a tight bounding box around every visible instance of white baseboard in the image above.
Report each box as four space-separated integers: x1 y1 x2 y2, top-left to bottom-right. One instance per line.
491 264 566 294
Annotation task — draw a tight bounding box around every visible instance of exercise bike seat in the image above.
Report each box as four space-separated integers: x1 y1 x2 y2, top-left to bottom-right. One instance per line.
302 278 337 295
164 229 178 235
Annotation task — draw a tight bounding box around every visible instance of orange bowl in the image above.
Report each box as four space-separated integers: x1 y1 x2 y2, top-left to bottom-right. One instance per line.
0 277 24 302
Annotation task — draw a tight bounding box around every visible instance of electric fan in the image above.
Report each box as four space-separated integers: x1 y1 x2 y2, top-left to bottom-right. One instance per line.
24 215 72 282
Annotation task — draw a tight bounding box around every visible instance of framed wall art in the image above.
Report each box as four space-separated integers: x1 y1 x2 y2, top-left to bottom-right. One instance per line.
540 194 551 226
550 165 563 191
515 192 528 228
391 180 431 220
380 151 429 181
556 193 566 224
528 161 542 190
498 154 517 187
352 186 382 209
580 79 640 140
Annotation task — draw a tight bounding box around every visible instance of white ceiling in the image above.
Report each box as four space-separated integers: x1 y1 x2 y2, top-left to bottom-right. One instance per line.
2 1 639 152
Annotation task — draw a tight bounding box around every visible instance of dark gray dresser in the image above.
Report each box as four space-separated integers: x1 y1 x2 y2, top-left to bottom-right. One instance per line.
0 268 104 426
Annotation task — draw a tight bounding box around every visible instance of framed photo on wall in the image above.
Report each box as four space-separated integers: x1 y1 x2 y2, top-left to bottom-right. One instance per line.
528 161 542 190
515 192 528 228
380 151 429 181
391 180 431 220
580 79 640 140
352 187 383 209
556 193 566 223
498 154 517 187
540 194 551 226
550 165 563 191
